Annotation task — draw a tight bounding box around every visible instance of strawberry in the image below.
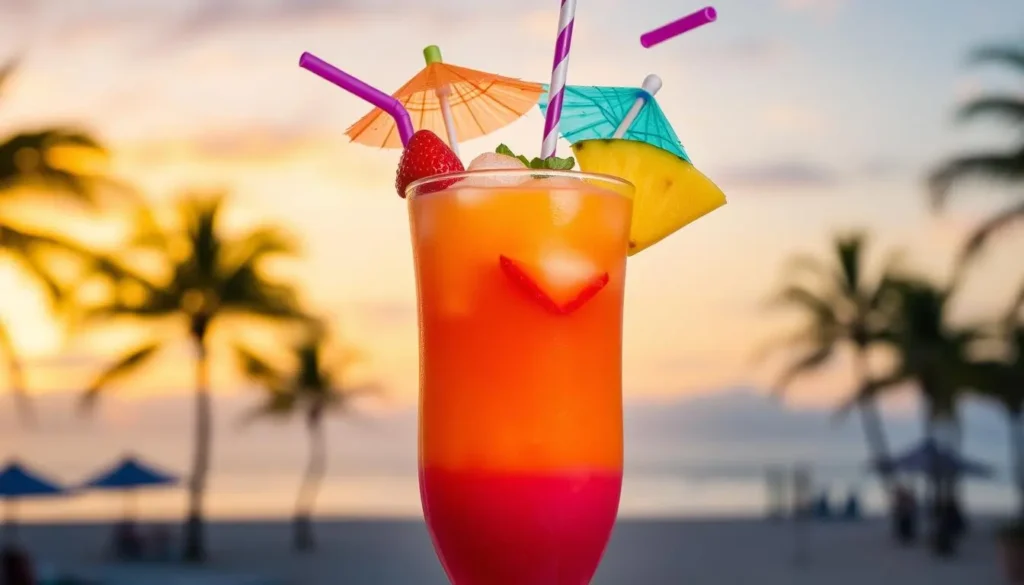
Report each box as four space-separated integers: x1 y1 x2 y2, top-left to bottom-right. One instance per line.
395 130 464 198
498 255 609 316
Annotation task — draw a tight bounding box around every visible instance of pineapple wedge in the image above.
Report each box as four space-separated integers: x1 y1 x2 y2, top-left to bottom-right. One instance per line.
572 139 726 255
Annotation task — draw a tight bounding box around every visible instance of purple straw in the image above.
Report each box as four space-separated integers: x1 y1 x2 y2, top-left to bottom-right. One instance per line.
540 0 578 159
640 6 717 48
298 52 415 148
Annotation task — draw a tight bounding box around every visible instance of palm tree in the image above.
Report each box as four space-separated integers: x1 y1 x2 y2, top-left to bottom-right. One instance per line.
928 42 1024 259
763 232 899 491
852 276 982 555
966 317 1024 518
75 191 306 562
236 326 381 552
0 59 126 419
857 278 979 440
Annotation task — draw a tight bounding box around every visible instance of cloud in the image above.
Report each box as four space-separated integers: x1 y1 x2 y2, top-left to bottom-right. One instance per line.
716 160 840 189
859 157 905 178
703 39 796 66
779 0 846 18
150 0 355 49
713 156 908 190
130 124 327 163
760 104 828 135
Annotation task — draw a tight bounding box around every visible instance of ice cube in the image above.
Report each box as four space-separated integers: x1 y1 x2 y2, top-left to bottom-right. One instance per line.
550 190 582 226
455 188 489 205
459 152 530 187
536 247 599 294
468 152 527 171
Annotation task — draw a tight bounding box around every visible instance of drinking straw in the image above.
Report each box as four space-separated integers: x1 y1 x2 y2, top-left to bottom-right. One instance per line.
298 52 415 148
640 6 717 48
612 74 663 137
540 0 578 159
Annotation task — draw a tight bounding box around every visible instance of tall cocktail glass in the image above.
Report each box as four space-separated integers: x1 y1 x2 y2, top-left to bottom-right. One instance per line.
406 169 634 585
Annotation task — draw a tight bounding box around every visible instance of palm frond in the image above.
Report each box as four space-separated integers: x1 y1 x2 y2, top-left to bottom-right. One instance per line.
928 149 1024 210
867 251 907 311
765 284 838 322
177 192 226 278
833 371 910 421
957 96 1024 127
1009 278 1024 323
234 343 287 389
781 253 830 280
0 58 19 96
226 225 300 270
835 233 865 296
220 267 305 321
79 340 163 411
238 389 298 427
970 45 1024 72
748 326 823 366
960 199 1024 261
771 345 835 396
0 129 113 206
325 381 385 412
0 317 31 423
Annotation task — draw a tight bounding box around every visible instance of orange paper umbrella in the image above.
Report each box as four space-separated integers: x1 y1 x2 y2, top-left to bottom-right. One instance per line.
345 46 544 155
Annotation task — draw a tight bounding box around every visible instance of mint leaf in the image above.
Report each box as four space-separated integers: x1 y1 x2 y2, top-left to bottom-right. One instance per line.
493 144 575 171
495 143 531 167
544 156 576 171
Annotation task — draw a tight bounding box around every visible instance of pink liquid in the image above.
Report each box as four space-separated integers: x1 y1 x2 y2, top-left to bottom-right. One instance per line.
420 467 622 585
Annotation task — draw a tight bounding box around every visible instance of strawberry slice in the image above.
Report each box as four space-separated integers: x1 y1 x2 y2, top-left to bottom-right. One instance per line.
396 130 464 198
498 255 609 315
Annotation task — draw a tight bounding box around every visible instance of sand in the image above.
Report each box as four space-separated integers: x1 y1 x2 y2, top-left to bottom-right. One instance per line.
13 517 1003 584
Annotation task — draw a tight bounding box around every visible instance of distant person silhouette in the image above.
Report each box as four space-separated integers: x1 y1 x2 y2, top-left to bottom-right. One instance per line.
813 491 832 520
893 483 918 545
843 489 861 520
1 544 36 585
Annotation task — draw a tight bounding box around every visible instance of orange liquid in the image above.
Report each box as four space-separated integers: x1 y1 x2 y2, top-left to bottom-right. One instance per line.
409 177 632 584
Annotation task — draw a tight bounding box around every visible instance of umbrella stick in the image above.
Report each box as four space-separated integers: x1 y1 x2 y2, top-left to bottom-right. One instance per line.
124 488 138 522
613 74 663 138
3 499 16 544
437 89 461 158
423 46 461 158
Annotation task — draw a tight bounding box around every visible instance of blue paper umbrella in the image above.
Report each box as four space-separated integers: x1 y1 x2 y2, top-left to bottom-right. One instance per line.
538 80 689 161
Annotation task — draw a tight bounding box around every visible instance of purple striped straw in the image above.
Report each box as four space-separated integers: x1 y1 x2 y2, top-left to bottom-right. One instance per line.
540 0 578 159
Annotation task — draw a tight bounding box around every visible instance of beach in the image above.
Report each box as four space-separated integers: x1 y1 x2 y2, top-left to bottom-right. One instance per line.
15 517 1002 584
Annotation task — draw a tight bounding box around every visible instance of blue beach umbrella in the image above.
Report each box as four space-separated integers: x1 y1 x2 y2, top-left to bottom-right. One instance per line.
537 74 690 161
877 439 994 479
80 455 178 521
0 461 67 541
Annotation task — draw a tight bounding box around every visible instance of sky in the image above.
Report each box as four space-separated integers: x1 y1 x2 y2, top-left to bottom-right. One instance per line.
0 0 1023 516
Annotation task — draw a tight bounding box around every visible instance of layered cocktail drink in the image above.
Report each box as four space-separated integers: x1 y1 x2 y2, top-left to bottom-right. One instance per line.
298 11 727 578
408 170 633 585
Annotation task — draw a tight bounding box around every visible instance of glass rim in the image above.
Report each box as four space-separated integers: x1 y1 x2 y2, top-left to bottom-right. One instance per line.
405 168 634 199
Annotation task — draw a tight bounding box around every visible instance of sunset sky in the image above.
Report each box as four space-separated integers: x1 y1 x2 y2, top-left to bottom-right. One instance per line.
1 1 1023 512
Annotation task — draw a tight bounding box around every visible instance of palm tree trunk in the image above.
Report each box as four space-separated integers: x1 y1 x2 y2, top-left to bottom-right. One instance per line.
1009 407 1024 519
183 329 212 562
852 349 894 493
294 413 326 552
